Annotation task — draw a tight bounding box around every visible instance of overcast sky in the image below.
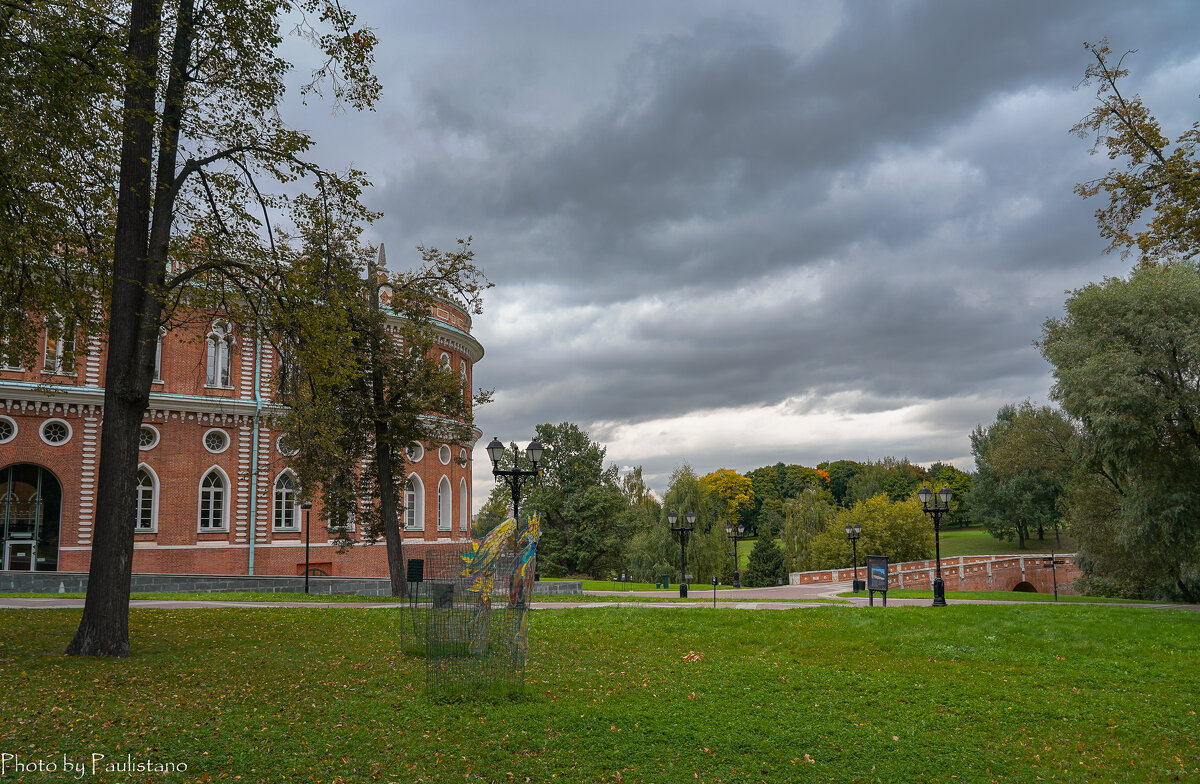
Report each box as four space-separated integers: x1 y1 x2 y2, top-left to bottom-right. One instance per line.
284 1 1200 507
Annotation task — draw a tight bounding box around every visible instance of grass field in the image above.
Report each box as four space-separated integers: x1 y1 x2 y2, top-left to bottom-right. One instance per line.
936 525 1077 557
0 605 1196 782
0 591 852 605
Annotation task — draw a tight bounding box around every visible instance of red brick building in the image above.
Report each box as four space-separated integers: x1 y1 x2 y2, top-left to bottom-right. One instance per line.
0 297 482 576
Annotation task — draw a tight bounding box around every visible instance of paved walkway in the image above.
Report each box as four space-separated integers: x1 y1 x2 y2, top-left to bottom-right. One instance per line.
1 582 1195 612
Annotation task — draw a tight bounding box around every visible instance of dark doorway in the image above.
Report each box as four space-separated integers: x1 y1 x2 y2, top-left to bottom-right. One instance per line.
1012 581 1038 593
0 464 62 571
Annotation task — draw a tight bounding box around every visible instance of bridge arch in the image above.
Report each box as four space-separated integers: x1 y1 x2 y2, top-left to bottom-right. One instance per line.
1011 580 1038 593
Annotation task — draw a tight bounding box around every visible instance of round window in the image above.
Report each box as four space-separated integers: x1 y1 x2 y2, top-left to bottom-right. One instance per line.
203 428 229 453
438 444 451 465
458 447 468 467
138 425 159 450
406 443 423 462
0 416 15 444
40 419 71 445
277 434 298 457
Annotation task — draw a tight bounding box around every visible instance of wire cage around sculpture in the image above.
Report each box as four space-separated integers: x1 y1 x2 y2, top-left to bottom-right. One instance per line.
408 515 541 693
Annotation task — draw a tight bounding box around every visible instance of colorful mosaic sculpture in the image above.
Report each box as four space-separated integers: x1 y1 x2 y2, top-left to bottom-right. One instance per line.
413 514 542 692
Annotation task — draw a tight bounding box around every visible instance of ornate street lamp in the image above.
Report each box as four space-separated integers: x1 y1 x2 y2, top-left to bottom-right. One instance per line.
486 436 544 525
844 523 863 592
668 511 696 598
918 485 953 607
725 521 752 588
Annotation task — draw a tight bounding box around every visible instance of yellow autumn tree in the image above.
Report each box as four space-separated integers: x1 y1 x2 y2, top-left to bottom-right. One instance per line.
699 468 755 525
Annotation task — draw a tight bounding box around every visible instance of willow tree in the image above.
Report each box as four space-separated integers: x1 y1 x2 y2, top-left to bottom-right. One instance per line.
2 1 380 656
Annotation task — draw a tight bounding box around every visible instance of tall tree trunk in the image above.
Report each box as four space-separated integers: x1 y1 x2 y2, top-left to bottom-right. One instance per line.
66 0 164 657
366 255 405 597
375 424 406 597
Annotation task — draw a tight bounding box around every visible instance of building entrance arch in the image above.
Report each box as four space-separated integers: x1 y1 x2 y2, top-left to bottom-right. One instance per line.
0 464 62 571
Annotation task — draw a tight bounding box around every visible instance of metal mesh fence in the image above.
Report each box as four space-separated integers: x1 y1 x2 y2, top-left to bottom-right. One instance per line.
405 517 540 693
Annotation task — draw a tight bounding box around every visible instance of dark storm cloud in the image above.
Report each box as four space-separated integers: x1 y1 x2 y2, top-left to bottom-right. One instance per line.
297 1 1200 496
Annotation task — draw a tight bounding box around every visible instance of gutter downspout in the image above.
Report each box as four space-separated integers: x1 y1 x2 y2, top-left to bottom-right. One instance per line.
248 334 263 575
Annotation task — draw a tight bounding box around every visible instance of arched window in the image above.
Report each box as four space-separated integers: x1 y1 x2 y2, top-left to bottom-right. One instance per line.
404 474 424 530
273 472 298 530
437 477 452 530
153 330 164 382
206 321 234 387
459 479 468 532
43 314 76 374
198 468 227 530
135 466 157 531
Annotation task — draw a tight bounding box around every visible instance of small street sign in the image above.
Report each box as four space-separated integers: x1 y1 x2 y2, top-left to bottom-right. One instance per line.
1042 557 1053 568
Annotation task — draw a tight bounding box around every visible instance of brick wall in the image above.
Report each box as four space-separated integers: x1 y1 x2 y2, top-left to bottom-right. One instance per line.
790 554 1083 595
0 299 483 579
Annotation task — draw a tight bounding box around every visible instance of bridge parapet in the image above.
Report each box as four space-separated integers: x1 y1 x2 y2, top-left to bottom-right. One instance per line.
789 554 1082 595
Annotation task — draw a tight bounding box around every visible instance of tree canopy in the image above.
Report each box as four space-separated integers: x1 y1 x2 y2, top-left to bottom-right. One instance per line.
525 422 628 578
808 495 934 571
1040 263 1200 601
2 0 382 655
1072 40 1200 263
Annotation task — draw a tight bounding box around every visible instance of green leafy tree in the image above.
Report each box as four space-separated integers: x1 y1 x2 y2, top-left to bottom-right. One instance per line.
287 239 488 596
809 495 933 570
654 463 729 584
969 403 1068 549
928 462 973 523
1040 263 1200 601
819 459 863 507
1072 40 1200 263
846 458 928 506
742 536 786 587
781 488 836 572
525 422 627 578
1 0 382 657
611 467 662 579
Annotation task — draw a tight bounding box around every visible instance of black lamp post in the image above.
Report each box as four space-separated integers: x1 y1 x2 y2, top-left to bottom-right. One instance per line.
301 500 313 595
844 523 863 592
918 485 953 607
668 511 696 598
486 436 544 525
725 521 751 588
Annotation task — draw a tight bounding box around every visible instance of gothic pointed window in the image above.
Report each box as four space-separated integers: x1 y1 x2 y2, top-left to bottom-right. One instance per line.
437 477 452 530
43 315 76 375
405 475 424 530
135 468 157 531
206 321 234 387
199 469 227 530
273 472 298 530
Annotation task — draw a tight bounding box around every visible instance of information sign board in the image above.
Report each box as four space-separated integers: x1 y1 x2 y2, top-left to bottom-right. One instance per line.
866 555 889 591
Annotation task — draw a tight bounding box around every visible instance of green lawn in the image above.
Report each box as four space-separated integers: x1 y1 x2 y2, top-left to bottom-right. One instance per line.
0 590 406 602
1 605 1197 782
0 590 851 605
938 525 1077 557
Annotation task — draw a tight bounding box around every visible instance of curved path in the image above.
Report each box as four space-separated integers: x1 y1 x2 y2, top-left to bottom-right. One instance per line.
1 583 1195 611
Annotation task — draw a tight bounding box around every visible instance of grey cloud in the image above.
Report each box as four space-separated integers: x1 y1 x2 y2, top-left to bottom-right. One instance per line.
316 1 1200 496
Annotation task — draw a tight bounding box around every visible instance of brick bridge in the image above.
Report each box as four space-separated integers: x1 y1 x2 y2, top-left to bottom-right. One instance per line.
789 554 1082 595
